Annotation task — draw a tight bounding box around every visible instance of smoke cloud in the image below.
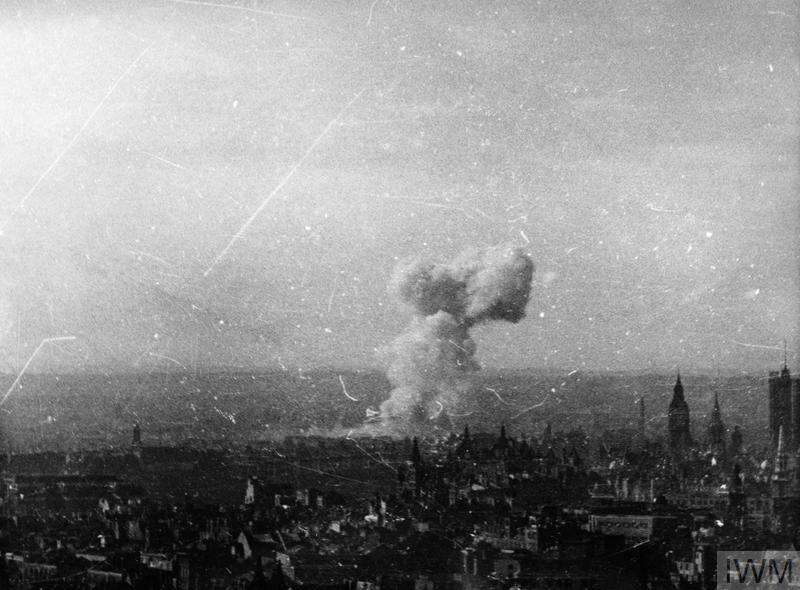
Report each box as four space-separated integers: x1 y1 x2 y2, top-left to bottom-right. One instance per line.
380 245 534 431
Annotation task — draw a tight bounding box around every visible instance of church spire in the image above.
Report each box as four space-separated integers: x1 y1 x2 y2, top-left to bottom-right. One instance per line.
668 372 691 454
707 391 725 452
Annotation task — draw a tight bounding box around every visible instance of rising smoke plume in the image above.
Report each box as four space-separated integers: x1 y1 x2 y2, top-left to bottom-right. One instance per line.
380 245 534 431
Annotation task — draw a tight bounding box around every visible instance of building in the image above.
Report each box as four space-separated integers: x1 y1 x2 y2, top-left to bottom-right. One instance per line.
706 392 726 457
587 513 679 546
769 363 793 449
668 374 692 454
769 425 799 535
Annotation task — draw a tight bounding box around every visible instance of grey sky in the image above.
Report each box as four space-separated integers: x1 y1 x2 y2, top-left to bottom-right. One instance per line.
0 0 797 373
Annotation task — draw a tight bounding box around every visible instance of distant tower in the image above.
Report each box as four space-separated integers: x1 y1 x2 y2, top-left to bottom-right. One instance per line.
772 426 789 495
493 424 509 458
770 426 793 534
706 392 726 455
768 360 793 449
794 377 800 452
668 373 692 453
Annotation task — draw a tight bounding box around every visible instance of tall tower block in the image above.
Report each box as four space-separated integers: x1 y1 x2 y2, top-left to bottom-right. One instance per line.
706 392 726 455
768 363 792 449
793 373 800 451
668 373 692 453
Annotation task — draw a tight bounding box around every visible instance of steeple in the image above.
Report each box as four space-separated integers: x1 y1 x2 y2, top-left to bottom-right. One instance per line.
498 423 508 446
411 436 421 466
707 391 726 454
673 371 684 401
768 361 793 449
494 423 509 458
668 372 691 454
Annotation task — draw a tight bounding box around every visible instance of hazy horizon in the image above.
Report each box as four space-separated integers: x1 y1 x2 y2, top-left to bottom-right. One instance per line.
0 363 786 378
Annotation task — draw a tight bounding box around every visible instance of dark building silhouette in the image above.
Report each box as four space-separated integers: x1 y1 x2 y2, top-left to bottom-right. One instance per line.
770 425 797 535
727 463 746 530
668 373 691 453
768 362 793 449
772 426 790 498
706 392 725 455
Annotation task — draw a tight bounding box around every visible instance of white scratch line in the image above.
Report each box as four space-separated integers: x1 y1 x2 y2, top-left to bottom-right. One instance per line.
729 340 789 352
164 0 313 20
509 391 551 420
214 406 237 424
646 203 679 213
366 0 379 26
2 47 150 233
448 339 469 353
138 149 186 169
376 195 477 220
126 31 148 43
346 430 397 473
327 274 340 313
519 229 530 244
429 400 444 420
473 208 494 220
204 89 366 276
485 387 508 405
646 413 669 424
148 352 187 369
339 375 358 401
1 336 77 406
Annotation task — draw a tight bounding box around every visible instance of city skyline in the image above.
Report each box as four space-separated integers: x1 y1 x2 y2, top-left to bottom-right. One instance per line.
1 1 797 375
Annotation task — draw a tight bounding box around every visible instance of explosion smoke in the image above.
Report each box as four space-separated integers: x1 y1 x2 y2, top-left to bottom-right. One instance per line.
380 245 534 431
